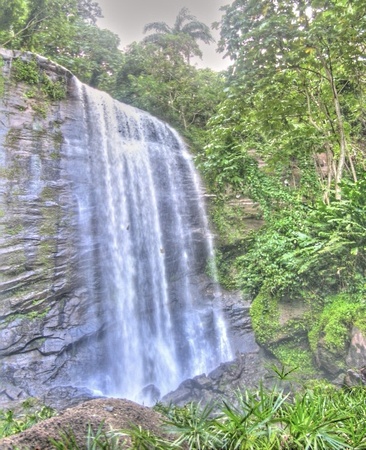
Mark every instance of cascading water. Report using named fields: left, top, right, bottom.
left=64, top=80, right=232, bottom=404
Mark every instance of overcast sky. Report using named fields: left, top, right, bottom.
left=96, top=0, right=231, bottom=71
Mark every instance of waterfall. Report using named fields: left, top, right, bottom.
left=63, top=80, right=232, bottom=404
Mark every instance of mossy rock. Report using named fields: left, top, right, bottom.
left=250, top=290, right=310, bottom=345
left=269, top=341, right=316, bottom=375
left=250, top=289, right=317, bottom=371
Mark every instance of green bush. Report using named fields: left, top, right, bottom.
left=12, top=58, right=40, bottom=84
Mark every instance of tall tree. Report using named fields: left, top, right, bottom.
left=205, top=0, right=366, bottom=202
left=115, top=41, right=224, bottom=149
left=0, top=0, right=122, bottom=90
left=143, top=7, right=214, bottom=63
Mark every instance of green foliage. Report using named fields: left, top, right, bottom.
left=115, top=41, right=224, bottom=150
left=222, top=171, right=366, bottom=308
left=40, top=74, right=67, bottom=100
left=0, top=58, right=5, bottom=97
left=50, top=422, right=123, bottom=450
left=211, top=0, right=366, bottom=198
left=280, top=391, right=350, bottom=449
left=155, top=385, right=366, bottom=449
left=143, top=7, right=214, bottom=64
left=0, top=0, right=28, bottom=46
left=55, top=23, right=123, bottom=90
left=0, top=402, right=55, bottom=438
left=3, top=387, right=366, bottom=449
left=1, top=0, right=121, bottom=91
left=11, top=57, right=67, bottom=101
left=276, top=172, right=366, bottom=296
left=12, top=57, right=40, bottom=84
left=114, top=425, right=168, bottom=450
left=249, top=290, right=280, bottom=345
left=270, top=342, right=315, bottom=375
left=234, top=204, right=309, bottom=296
left=210, top=198, right=258, bottom=246
left=164, top=402, right=220, bottom=450
left=308, top=294, right=366, bottom=353
left=234, top=174, right=366, bottom=369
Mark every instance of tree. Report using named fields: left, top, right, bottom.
left=0, top=0, right=122, bottom=91
left=115, top=41, right=224, bottom=149
left=206, top=0, right=366, bottom=202
left=143, top=7, right=214, bottom=63
left=0, top=0, right=28, bottom=45
left=54, top=22, right=123, bottom=89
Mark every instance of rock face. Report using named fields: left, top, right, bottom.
left=0, top=49, right=102, bottom=407
left=0, top=49, right=262, bottom=409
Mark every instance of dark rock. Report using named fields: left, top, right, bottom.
left=344, top=367, right=366, bottom=387
left=138, top=384, right=161, bottom=406
left=346, top=327, right=366, bottom=368
left=314, top=338, right=346, bottom=376
left=162, top=350, right=272, bottom=408
left=43, top=385, right=100, bottom=410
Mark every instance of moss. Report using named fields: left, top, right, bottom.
left=26, top=307, right=50, bottom=320
left=308, top=294, right=365, bottom=353
left=31, top=103, right=47, bottom=118
left=5, top=223, right=23, bottom=236
left=5, top=128, right=22, bottom=149
left=3, top=307, right=50, bottom=325
left=49, top=130, right=63, bottom=160
left=270, top=341, right=315, bottom=374
left=23, top=88, right=37, bottom=99
left=211, top=200, right=252, bottom=246
left=40, top=186, right=56, bottom=201
left=250, top=289, right=281, bottom=345
left=37, top=204, right=60, bottom=271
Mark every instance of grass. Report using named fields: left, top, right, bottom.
left=2, top=380, right=366, bottom=448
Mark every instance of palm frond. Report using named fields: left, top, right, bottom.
left=174, top=7, right=196, bottom=32
left=143, top=21, right=171, bottom=35
left=181, top=22, right=214, bottom=44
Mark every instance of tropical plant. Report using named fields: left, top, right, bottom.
left=143, top=7, right=214, bottom=63
left=50, top=422, right=124, bottom=450
left=114, top=424, right=170, bottom=450
left=280, top=390, right=350, bottom=449
left=0, top=403, right=55, bottom=438
left=214, top=386, right=286, bottom=449
left=163, top=402, right=221, bottom=450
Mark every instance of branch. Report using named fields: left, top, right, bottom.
left=1, top=13, right=50, bottom=47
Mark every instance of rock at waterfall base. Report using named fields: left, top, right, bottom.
left=0, top=398, right=168, bottom=450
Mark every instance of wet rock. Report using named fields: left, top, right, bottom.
left=162, top=351, right=272, bottom=407
left=344, top=367, right=366, bottom=387
left=346, top=327, right=366, bottom=368
left=314, top=337, right=346, bottom=376
left=0, top=49, right=106, bottom=409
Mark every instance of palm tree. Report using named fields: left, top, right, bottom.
left=142, top=7, right=214, bottom=64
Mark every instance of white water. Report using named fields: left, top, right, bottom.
left=65, top=81, right=232, bottom=404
